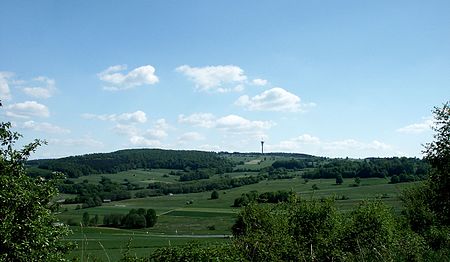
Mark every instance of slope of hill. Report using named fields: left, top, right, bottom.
left=28, top=149, right=234, bottom=178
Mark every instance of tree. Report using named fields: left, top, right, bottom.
left=82, top=212, right=90, bottom=226
left=211, top=190, right=219, bottom=199
left=354, top=177, right=361, bottom=186
left=145, top=209, right=157, bottom=227
left=0, top=102, right=71, bottom=261
left=335, top=174, right=343, bottom=185
left=401, top=101, right=450, bottom=251
left=423, top=101, right=450, bottom=224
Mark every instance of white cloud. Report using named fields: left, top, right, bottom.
left=154, top=118, right=170, bottom=130
left=324, top=139, right=392, bottom=152
left=216, top=114, right=273, bottom=133
left=6, top=101, right=50, bottom=118
left=22, top=120, right=70, bottom=134
left=83, top=110, right=147, bottom=123
left=98, top=65, right=159, bottom=91
left=145, top=129, right=168, bottom=140
left=251, top=78, right=268, bottom=86
left=49, top=137, right=104, bottom=148
left=129, top=136, right=161, bottom=147
left=0, top=72, right=13, bottom=101
left=22, top=76, right=56, bottom=99
left=113, top=124, right=139, bottom=136
left=292, top=134, right=321, bottom=144
left=179, top=112, right=273, bottom=139
left=270, top=134, right=393, bottom=158
left=176, top=65, right=247, bottom=92
left=112, top=118, right=171, bottom=147
left=396, top=118, right=433, bottom=134
left=235, top=87, right=314, bottom=112
left=178, top=113, right=216, bottom=128
left=178, top=132, right=204, bottom=143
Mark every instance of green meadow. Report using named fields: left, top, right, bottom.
left=59, top=164, right=417, bottom=261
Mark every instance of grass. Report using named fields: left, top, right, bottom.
left=59, top=160, right=420, bottom=261
left=65, top=226, right=229, bottom=260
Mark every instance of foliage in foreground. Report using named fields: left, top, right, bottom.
left=401, top=101, right=450, bottom=252
left=0, top=115, right=71, bottom=260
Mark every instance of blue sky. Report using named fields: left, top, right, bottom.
left=1, top=0, right=448, bottom=159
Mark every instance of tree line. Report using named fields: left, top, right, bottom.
left=102, top=208, right=157, bottom=229
left=28, top=149, right=234, bottom=178
left=147, top=175, right=263, bottom=195
left=298, top=157, right=429, bottom=180
left=60, top=176, right=132, bottom=208
left=233, top=190, right=292, bottom=207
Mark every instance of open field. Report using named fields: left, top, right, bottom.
left=65, top=226, right=229, bottom=260
left=60, top=173, right=418, bottom=261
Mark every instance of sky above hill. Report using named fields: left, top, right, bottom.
left=1, top=0, right=449, bottom=159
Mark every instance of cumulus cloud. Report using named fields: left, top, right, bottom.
left=83, top=110, right=147, bottom=123
left=178, top=132, right=205, bottom=143
left=271, top=134, right=393, bottom=158
left=176, top=65, right=247, bottom=93
left=112, top=118, right=170, bottom=147
left=396, top=118, right=433, bottom=134
left=0, top=72, right=13, bottom=101
left=145, top=129, right=168, bottom=140
left=178, top=113, right=216, bottom=128
left=129, top=136, right=162, bottom=147
left=235, top=87, right=314, bottom=112
left=178, top=112, right=273, bottom=138
left=22, top=120, right=70, bottom=134
left=324, top=139, right=391, bottom=152
left=0, top=72, right=57, bottom=100
left=251, top=78, right=268, bottom=86
left=98, top=65, right=159, bottom=91
left=22, top=76, right=56, bottom=99
left=6, top=101, right=50, bottom=118
left=215, top=114, right=273, bottom=133
left=49, top=137, right=104, bottom=148
left=113, top=124, right=139, bottom=137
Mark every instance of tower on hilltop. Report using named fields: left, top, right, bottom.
left=261, top=140, right=264, bottom=154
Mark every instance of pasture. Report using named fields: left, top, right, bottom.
left=60, top=167, right=417, bottom=261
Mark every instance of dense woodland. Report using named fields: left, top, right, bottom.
left=28, top=149, right=234, bottom=178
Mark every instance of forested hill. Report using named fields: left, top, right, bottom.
left=28, top=149, right=234, bottom=178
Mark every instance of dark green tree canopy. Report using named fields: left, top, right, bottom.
left=0, top=104, right=71, bottom=261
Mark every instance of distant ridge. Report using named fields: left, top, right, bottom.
left=28, top=148, right=234, bottom=178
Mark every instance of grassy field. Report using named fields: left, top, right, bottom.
left=60, top=170, right=417, bottom=261
left=65, top=226, right=230, bottom=261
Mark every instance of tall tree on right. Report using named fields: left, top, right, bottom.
left=402, top=101, right=450, bottom=251
left=423, top=101, right=450, bottom=224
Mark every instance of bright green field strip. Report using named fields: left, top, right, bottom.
left=66, top=226, right=229, bottom=261
left=163, top=210, right=237, bottom=218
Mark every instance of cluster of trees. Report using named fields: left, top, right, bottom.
left=60, top=177, right=131, bottom=208
left=271, top=159, right=314, bottom=169
left=390, top=173, right=420, bottom=184
left=302, top=157, right=429, bottom=180
left=265, top=167, right=296, bottom=180
left=147, top=175, right=263, bottom=195
left=102, top=208, right=157, bottom=229
left=29, top=149, right=234, bottom=178
left=233, top=190, right=292, bottom=207
left=81, top=212, right=99, bottom=226
left=169, top=169, right=212, bottom=182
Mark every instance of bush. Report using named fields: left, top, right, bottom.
left=211, top=190, right=219, bottom=199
